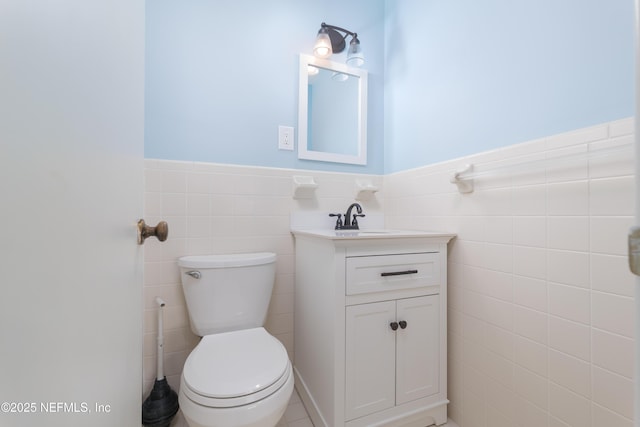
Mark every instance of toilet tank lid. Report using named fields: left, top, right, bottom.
left=178, top=252, right=276, bottom=269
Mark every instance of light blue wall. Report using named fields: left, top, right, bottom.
left=384, top=0, right=635, bottom=173
left=146, top=1, right=634, bottom=175
left=145, top=0, right=385, bottom=174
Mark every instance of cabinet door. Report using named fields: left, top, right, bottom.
left=345, top=301, right=396, bottom=421
left=395, top=295, right=439, bottom=405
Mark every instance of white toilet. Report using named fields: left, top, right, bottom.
left=177, top=252, right=294, bottom=427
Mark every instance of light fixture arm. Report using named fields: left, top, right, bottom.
left=319, top=22, right=359, bottom=54
left=321, top=22, right=358, bottom=40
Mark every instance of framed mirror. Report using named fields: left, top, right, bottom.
left=298, top=54, right=368, bottom=165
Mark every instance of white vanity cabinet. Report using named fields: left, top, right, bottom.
left=292, top=230, right=454, bottom=427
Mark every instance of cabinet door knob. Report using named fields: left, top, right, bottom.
left=399, top=320, right=408, bottom=329
left=389, top=322, right=399, bottom=331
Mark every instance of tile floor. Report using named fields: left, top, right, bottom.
left=170, top=387, right=460, bottom=427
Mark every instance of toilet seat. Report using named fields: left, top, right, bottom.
left=181, top=327, right=290, bottom=408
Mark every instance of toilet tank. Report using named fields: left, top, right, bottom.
left=178, top=253, right=277, bottom=336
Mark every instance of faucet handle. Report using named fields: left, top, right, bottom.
left=329, top=213, right=343, bottom=229
left=352, top=213, right=365, bottom=227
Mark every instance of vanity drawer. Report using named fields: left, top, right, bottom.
left=346, top=253, right=440, bottom=295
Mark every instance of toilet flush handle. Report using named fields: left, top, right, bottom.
left=185, top=271, right=201, bottom=279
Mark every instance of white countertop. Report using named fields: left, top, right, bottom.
left=291, top=228, right=456, bottom=240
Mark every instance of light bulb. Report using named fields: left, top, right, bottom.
left=313, top=32, right=332, bottom=58
left=346, top=37, right=364, bottom=67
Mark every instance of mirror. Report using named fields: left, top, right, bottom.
left=298, top=54, right=368, bottom=165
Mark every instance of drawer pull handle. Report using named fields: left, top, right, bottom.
left=380, top=269, right=418, bottom=277
left=390, top=322, right=399, bottom=331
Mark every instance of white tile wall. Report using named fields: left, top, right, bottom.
left=385, top=118, right=635, bottom=427
left=142, top=160, right=384, bottom=395
left=143, top=118, right=635, bottom=427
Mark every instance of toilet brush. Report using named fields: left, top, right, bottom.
left=142, top=297, right=179, bottom=427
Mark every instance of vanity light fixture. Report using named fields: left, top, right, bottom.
left=313, top=22, right=364, bottom=66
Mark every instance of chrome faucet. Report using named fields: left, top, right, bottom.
left=329, top=203, right=366, bottom=230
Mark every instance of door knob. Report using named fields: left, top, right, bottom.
left=137, top=219, right=169, bottom=244
left=399, top=320, right=408, bottom=329
left=390, top=322, right=399, bottom=331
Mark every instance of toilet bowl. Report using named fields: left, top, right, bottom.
left=177, top=253, right=293, bottom=427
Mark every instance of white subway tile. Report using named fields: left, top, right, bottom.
left=161, top=192, right=187, bottom=216
left=513, top=276, right=547, bottom=312
left=186, top=193, right=210, bottom=216
left=463, top=338, right=488, bottom=373
left=463, top=364, right=486, bottom=398
left=186, top=172, right=212, bottom=194
left=486, top=406, right=514, bottom=427
left=165, top=216, right=187, bottom=238
left=485, top=377, right=517, bottom=421
left=513, top=395, right=549, bottom=427
left=484, top=323, right=515, bottom=361
left=592, top=366, right=634, bottom=419
left=589, top=135, right=634, bottom=179
left=549, top=349, right=591, bottom=398
left=548, top=283, right=590, bottom=324
left=482, top=243, right=513, bottom=274
left=448, top=308, right=464, bottom=335
left=548, top=316, right=590, bottom=361
left=592, top=403, right=633, bottom=427
left=161, top=169, right=187, bottom=193
left=590, top=216, right=633, bottom=256
left=546, top=123, right=608, bottom=149
left=462, top=391, right=487, bottom=427
left=548, top=415, right=571, bottom=427
left=547, top=250, right=589, bottom=288
left=512, top=185, right=547, bottom=216
left=591, top=291, right=634, bottom=338
left=590, top=253, right=634, bottom=297
left=145, top=168, right=163, bottom=192
left=513, top=246, right=547, bottom=280
left=546, top=145, right=588, bottom=184
left=547, top=181, right=589, bottom=216
left=145, top=192, right=162, bottom=216
left=484, top=296, right=514, bottom=331
left=608, top=118, right=634, bottom=137
left=549, top=382, right=591, bottom=427
left=463, top=314, right=485, bottom=344
left=478, top=268, right=513, bottom=302
left=514, top=305, right=547, bottom=344
left=513, top=216, right=547, bottom=248
left=484, top=216, right=513, bottom=244
left=514, top=336, right=547, bottom=377
left=592, top=328, right=634, bottom=379
left=547, top=216, right=588, bottom=251
left=589, top=176, right=634, bottom=216
left=513, top=365, right=548, bottom=410
left=461, top=240, right=486, bottom=268
left=456, top=216, right=486, bottom=242
left=449, top=331, right=463, bottom=363
left=484, top=350, right=514, bottom=388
